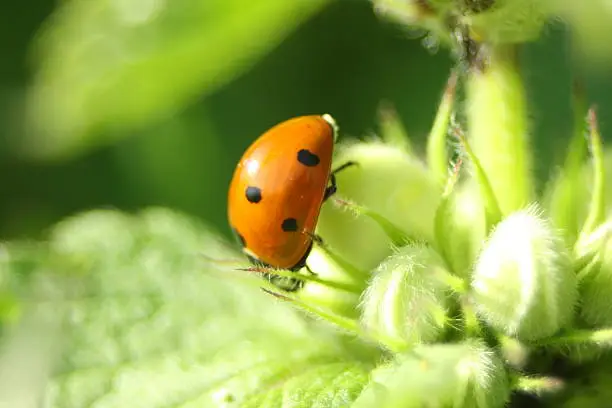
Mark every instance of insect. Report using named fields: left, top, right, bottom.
left=227, top=115, right=355, bottom=292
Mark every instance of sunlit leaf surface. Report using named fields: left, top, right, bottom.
left=0, top=209, right=376, bottom=407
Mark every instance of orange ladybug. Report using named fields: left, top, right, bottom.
left=227, top=115, right=355, bottom=291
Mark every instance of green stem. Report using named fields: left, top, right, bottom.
left=534, top=328, right=612, bottom=348
left=331, top=197, right=417, bottom=247
left=290, top=295, right=408, bottom=353
left=247, top=266, right=363, bottom=294
left=466, top=45, right=533, bottom=215
left=312, top=239, right=370, bottom=282
left=438, top=270, right=467, bottom=294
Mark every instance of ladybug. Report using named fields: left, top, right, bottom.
left=227, top=115, right=355, bottom=292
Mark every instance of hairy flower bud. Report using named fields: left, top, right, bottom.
left=471, top=207, right=577, bottom=340
left=360, top=244, right=454, bottom=348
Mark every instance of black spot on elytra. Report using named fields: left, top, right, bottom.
left=231, top=227, right=246, bottom=248
left=297, top=149, right=320, bottom=167
left=281, top=218, right=298, bottom=232
left=245, top=186, right=262, bottom=203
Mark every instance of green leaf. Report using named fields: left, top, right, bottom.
left=426, top=71, right=457, bottom=186
left=471, top=206, right=577, bottom=341
left=24, top=0, right=329, bottom=159
left=3, top=208, right=376, bottom=407
left=240, top=362, right=370, bottom=408
left=578, top=108, right=606, bottom=243
left=545, top=147, right=612, bottom=246
left=543, top=79, right=587, bottom=243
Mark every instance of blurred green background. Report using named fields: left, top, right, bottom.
left=1, top=0, right=611, bottom=242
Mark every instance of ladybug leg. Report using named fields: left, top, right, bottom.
left=323, top=161, right=358, bottom=201
left=304, top=264, right=317, bottom=276
left=323, top=174, right=338, bottom=201
left=312, top=234, right=325, bottom=245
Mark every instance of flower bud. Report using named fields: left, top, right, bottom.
left=360, top=244, right=453, bottom=348
left=352, top=340, right=509, bottom=408
left=471, top=207, right=577, bottom=340
left=317, top=142, right=441, bottom=271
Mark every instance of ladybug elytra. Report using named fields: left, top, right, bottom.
left=227, top=115, right=355, bottom=291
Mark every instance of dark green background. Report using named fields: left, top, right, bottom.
left=1, top=0, right=611, bottom=241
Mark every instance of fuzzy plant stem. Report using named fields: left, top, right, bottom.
left=466, top=45, right=533, bottom=215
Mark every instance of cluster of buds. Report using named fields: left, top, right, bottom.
left=240, top=2, right=612, bottom=405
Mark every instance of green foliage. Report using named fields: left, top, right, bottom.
left=471, top=207, right=577, bottom=340
left=24, top=0, right=328, bottom=159
left=1, top=209, right=378, bottom=407
left=4, top=0, right=612, bottom=407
